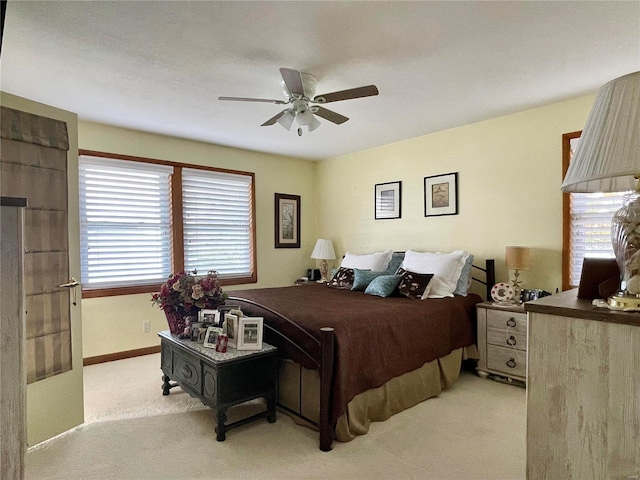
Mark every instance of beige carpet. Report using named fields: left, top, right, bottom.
left=26, top=353, right=526, bottom=480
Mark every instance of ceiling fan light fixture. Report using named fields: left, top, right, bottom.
left=296, top=107, right=314, bottom=126
left=221, top=67, right=378, bottom=132
left=308, top=115, right=321, bottom=132
left=276, top=110, right=295, bottom=130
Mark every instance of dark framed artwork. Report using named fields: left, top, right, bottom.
left=374, top=181, right=402, bottom=219
left=275, top=193, right=301, bottom=248
left=424, top=172, right=458, bottom=217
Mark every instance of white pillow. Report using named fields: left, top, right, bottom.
left=401, top=250, right=470, bottom=298
left=341, top=250, right=393, bottom=272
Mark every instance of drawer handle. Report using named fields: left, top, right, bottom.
left=506, top=317, right=517, bottom=327
left=506, top=335, right=517, bottom=346
left=506, top=358, right=517, bottom=369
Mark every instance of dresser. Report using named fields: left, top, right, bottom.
left=1, top=198, right=27, bottom=480
left=476, top=301, right=527, bottom=384
left=525, top=290, right=640, bottom=479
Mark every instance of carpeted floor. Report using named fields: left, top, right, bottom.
left=26, top=353, right=526, bottom=480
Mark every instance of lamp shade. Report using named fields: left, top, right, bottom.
left=276, top=110, right=295, bottom=131
left=307, top=115, right=321, bottom=132
left=311, top=239, right=336, bottom=260
left=561, top=71, right=640, bottom=193
left=505, top=246, right=531, bottom=270
left=296, top=107, right=314, bottom=126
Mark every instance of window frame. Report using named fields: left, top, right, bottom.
left=79, top=150, right=257, bottom=298
left=562, top=131, right=582, bottom=291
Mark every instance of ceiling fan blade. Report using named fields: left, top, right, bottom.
left=261, top=110, right=288, bottom=126
left=218, top=96, right=287, bottom=105
left=313, top=106, right=349, bottom=125
left=313, top=85, right=379, bottom=104
left=279, top=68, right=305, bottom=96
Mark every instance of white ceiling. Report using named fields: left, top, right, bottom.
left=2, top=1, right=639, bottom=161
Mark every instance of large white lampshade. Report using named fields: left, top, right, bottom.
left=561, top=71, right=640, bottom=309
left=561, top=71, right=640, bottom=193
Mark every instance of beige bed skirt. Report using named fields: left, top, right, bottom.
left=278, top=344, right=479, bottom=442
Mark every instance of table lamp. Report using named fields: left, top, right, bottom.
left=561, top=71, right=640, bottom=310
left=311, top=239, right=336, bottom=283
left=505, top=246, right=531, bottom=303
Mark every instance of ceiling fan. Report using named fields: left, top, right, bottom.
left=219, top=68, right=379, bottom=136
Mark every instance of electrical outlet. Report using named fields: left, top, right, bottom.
left=143, top=320, right=151, bottom=333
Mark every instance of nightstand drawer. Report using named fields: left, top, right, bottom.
left=487, top=328, right=527, bottom=351
left=487, top=345, right=526, bottom=378
left=486, top=309, right=527, bottom=333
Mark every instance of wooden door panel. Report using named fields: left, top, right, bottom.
left=1, top=126, right=72, bottom=384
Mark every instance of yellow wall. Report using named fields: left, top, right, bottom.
left=78, top=122, right=317, bottom=358
left=316, top=95, right=596, bottom=295
left=0, top=92, right=85, bottom=446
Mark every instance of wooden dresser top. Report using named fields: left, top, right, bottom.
left=524, top=289, right=640, bottom=327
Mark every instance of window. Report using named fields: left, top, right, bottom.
left=79, top=156, right=173, bottom=289
left=79, top=151, right=256, bottom=297
left=562, top=133, right=628, bottom=289
left=182, top=168, right=254, bottom=278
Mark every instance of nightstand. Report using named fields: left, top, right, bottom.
left=476, top=301, right=527, bottom=385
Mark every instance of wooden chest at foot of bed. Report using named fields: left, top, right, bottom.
left=158, top=331, right=278, bottom=441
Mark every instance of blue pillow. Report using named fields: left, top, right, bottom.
left=364, top=274, right=402, bottom=297
left=454, top=254, right=474, bottom=296
left=382, top=252, right=405, bottom=275
left=351, top=269, right=382, bottom=291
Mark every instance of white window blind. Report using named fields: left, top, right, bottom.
left=182, top=168, right=253, bottom=278
left=569, top=191, right=627, bottom=286
left=79, top=156, right=173, bottom=289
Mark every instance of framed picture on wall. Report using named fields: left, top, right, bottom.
left=275, top=193, right=301, bottom=248
left=424, top=172, right=458, bottom=217
left=374, top=181, right=402, bottom=219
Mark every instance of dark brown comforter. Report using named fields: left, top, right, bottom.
left=227, top=283, right=481, bottom=423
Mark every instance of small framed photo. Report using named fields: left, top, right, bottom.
left=374, top=181, right=401, bottom=219
left=198, top=309, right=220, bottom=325
left=217, top=305, right=241, bottom=327
left=196, top=326, right=208, bottom=344
left=275, top=193, right=301, bottom=249
left=223, top=313, right=238, bottom=349
left=189, top=322, right=203, bottom=342
left=424, top=172, right=458, bottom=217
left=203, top=326, right=223, bottom=349
left=237, top=317, right=264, bottom=351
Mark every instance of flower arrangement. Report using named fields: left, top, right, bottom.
left=152, top=270, right=228, bottom=317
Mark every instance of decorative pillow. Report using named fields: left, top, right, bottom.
left=401, top=250, right=469, bottom=299
left=454, top=254, right=474, bottom=296
left=364, top=274, right=402, bottom=298
left=351, top=269, right=383, bottom=291
left=397, top=268, right=435, bottom=299
left=327, top=267, right=354, bottom=289
left=341, top=250, right=393, bottom=272
left=382, top=252, right=405, bottom=275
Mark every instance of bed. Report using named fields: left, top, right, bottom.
left=226, top=252, right=495, bottom=451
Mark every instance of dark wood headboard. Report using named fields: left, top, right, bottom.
left=472, top=259, right=496, bottom=300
